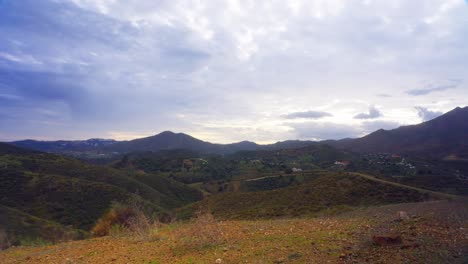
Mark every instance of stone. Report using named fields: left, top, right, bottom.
left=400, top=242, right=421, bottom=249
left=215, top=258, right=223, bottom=264
left=273, top=257, right=285, bottom=264
left=372, top=234, right=402, bottom=246
left=397, top=211, right=410, bottom=221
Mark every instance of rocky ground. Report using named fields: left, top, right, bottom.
left=1, top=200, right=467, bottom=264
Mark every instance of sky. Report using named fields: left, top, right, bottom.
left=0, top=0, right=467, bottom=144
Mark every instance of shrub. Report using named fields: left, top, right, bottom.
left=92, top=202, right=160, bottom=241
left=108, top=224, right=128, bottom=238
left=92, top=203, right=136, bottom=237
left=18, top=237, right=52, bottom=247
left=0, top=229, right=10, bottom=250
left=175, top=211, right=225, bottom=250
left=128, top=209, right=160, bottom=241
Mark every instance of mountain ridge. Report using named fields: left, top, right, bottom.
left=8, top=106, right=468, bottom=158
left=330, top=106, right=468, bottom=158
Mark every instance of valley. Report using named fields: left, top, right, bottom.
left=1, top=107, right=468, bottom=263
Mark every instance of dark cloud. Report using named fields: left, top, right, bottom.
left=376, top=93, right=392, bottom=98
left=406, top=82, right=461, bottom=96
left=0, top=0, right=136, bottom=50
left=354, top=106, right=383, bottom=119
left=0, top=70, right=87, bottom=102
left=283, top=110, right=332, bottom=119
left=415, top=106, right=443, bottom=121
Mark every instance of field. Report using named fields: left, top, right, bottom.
left=1, top=200, right=467, bottom=263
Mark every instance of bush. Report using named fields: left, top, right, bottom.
left=92, top=202, right=160, bottom=241
left=175, top=211, right=225, bottom=250
left=92, top=203, right=137, bottom=237
left=128, top=209, right=160, bottom=241
left=0, top=229, right=10, bottom=250
left=18, top=237, right=52, bottom=247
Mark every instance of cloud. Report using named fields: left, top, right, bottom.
left=406, top=81, right=461, bottom=96
left=288, top=122, right=362, bottom=140
left=376, top=93, right=392, bottom=98
left=0, top=0, right=467, bottom=142
left=354, top=106, right=383, bottom=119
left=283, top=110, right=332, bottom=119
left=415, top=106, right=443, bottom=121
left=287, top=119, right=402, bottom=141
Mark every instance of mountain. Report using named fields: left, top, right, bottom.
left=10, top=131, right=315, bottom=156
left=332, top=107, right=468, bottom=158
left=9, top=106, right=468, bottom=158
left=104, top=131, right=258, bottom=154
left=13, top=138, right=116, bottom=153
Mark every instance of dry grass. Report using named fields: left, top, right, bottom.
left=2, top=201, right=468, bottom=264
left=175, top=211, right=225, bottom=250
left=128, top=210, right=161, bottom=241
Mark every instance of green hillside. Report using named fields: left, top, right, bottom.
left=0, top=143, right=202, bottom=241
left=0, top=205, right=85, bottom=247
left=180, top=172, right=449, bottom=219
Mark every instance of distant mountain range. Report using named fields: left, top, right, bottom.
left=9, top=106, right=468, bottom=159
left=11, top=131, right=317, bottom=155
left=12, top=138, right=117, bottom=153
left=330, top=106, right=468, bottom=159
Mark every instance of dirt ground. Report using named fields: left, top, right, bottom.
left=1, top=200, right=467, bottom=264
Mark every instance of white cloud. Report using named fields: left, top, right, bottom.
left=0, top=0, right=467, bottom=142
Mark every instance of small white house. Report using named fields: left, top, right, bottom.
left=292, top=167, right=303, bottom=172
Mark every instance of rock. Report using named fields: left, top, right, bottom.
left=273, top=257, right=285, bottom=264
left=288, top=253, right=302, bottom=260
left=372, top=234, right=402, bottom=246
left=215, top=258, right=223, bottom=264
left=400, top=242, right=420, bottom=249
left=397, top=211, right=410, bottom=221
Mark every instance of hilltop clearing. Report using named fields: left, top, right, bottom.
left=1, top=200, right=467, bottom=263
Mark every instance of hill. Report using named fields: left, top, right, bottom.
left=0, top=143, right=202, bottom=242
left=106, top=131, right=258, bottom=154
left=179, top=172, right=450, bottom=220
left=2, top=200, right=466, bottom=263
left=333, top=107, right=468, bottom=159
left=0, top=205, right=85, bottom=248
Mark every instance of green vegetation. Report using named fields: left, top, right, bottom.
left=180, top=172, right=447, bottom=220
left=1, top=139, right=465, bottom=251
left=0, top=143, right=202, bottom=246
left=0, top=205, right=86, bottom=247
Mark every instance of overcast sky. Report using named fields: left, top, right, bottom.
left=0, top=0, right=467, bottom=143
